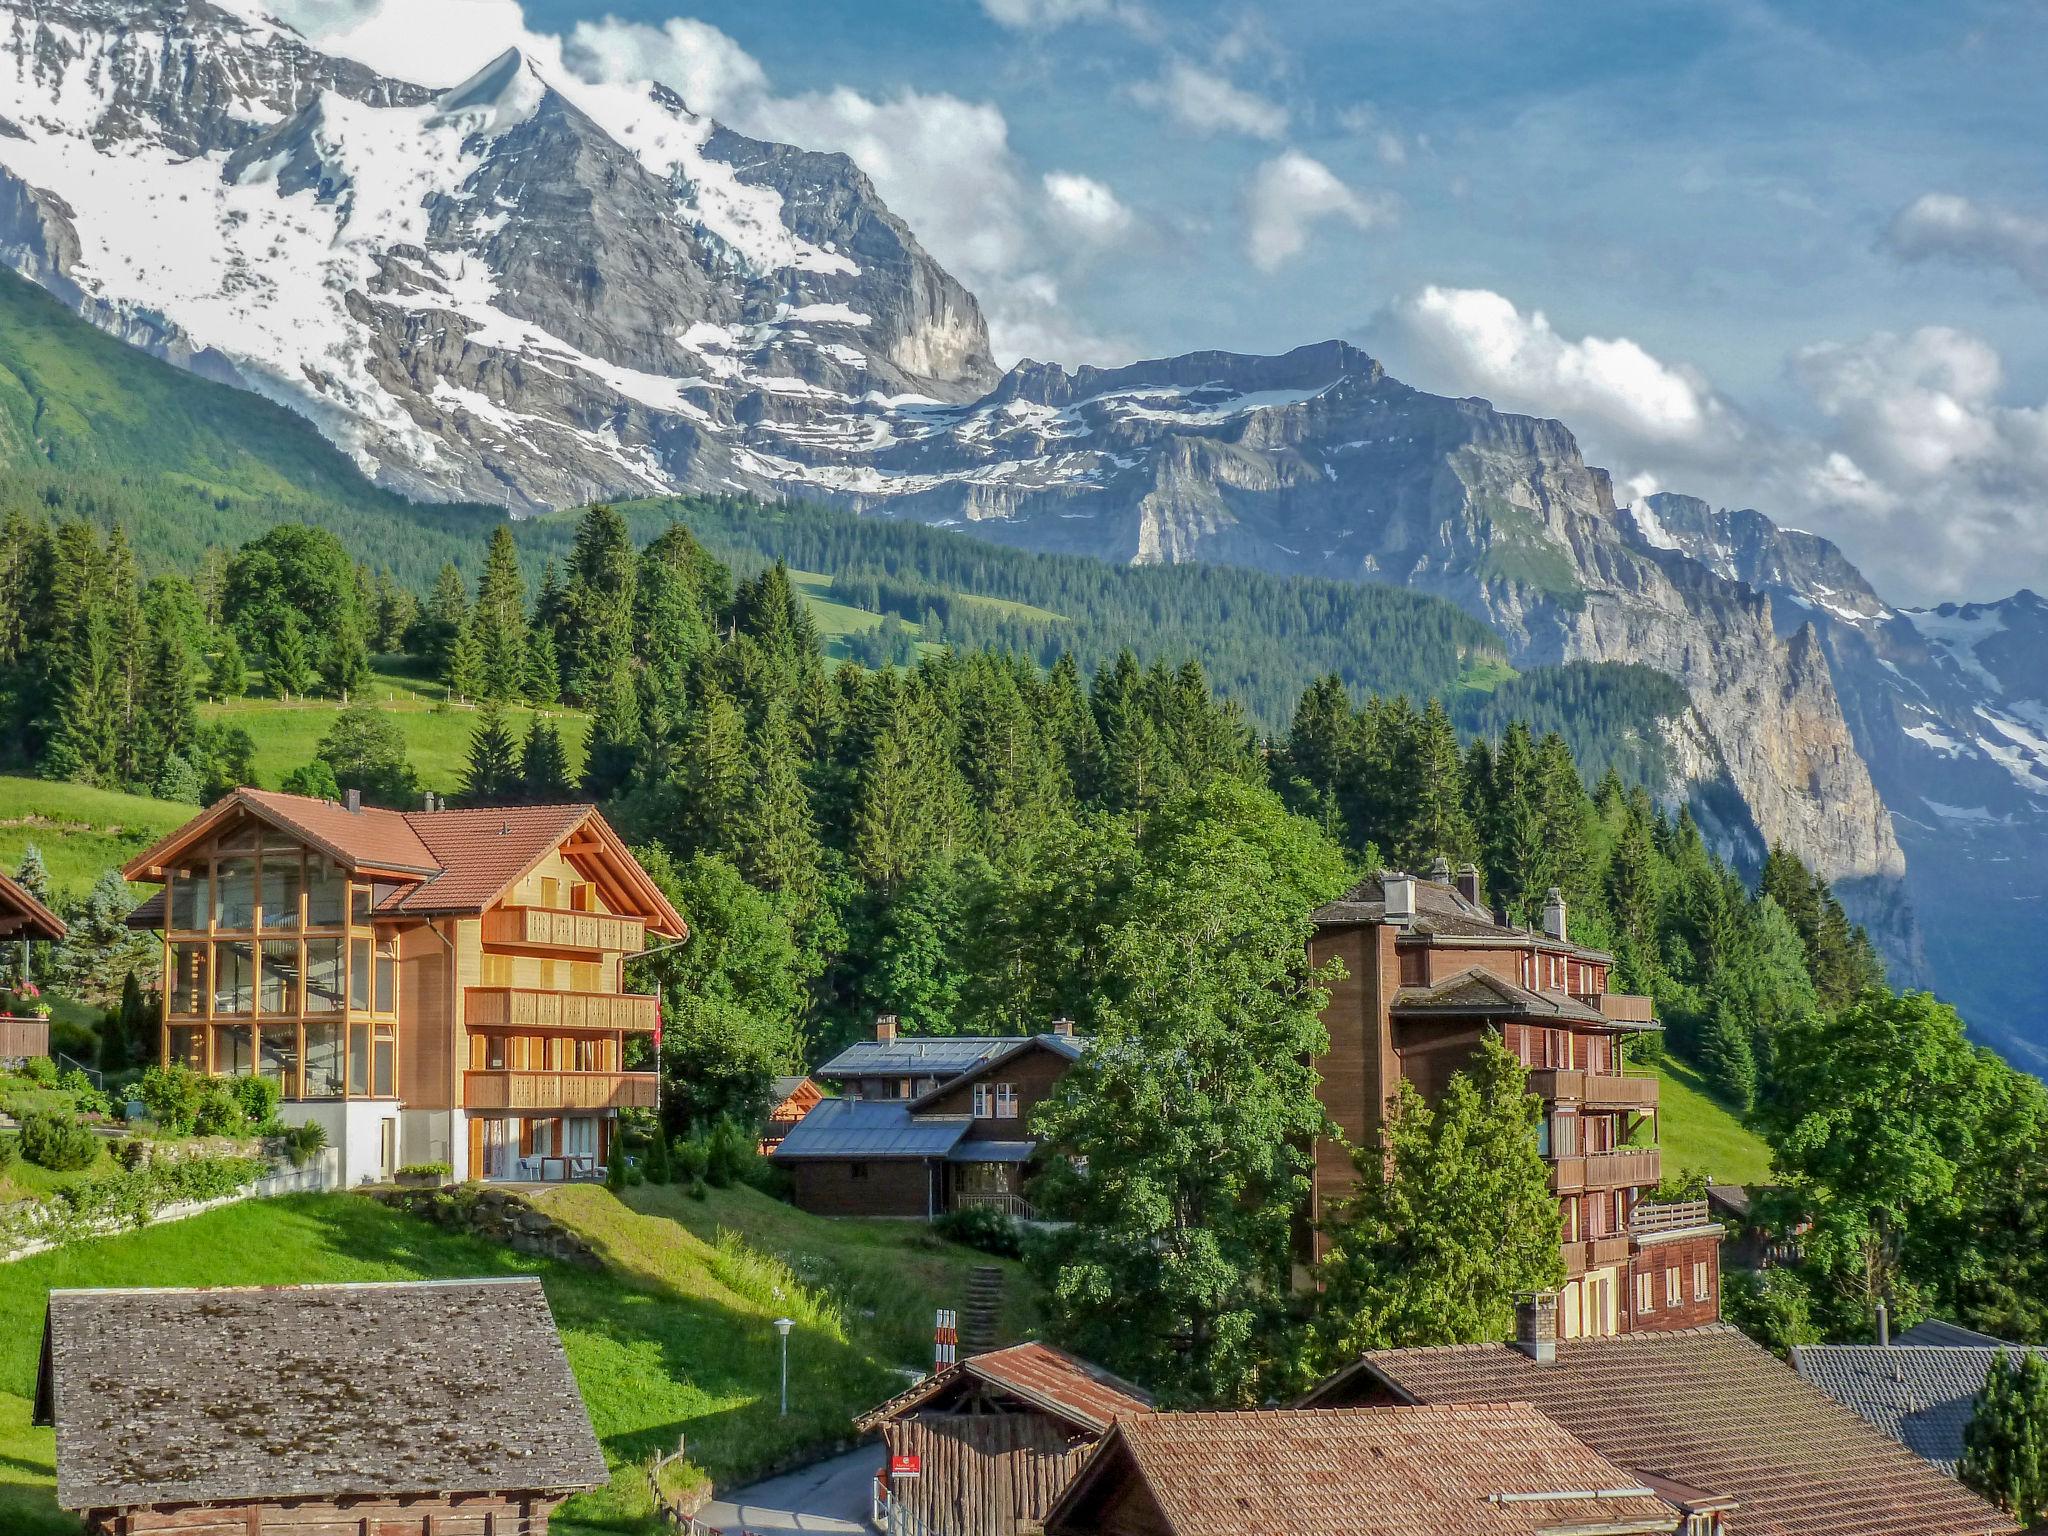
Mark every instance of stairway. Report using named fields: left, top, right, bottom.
left=961, top=1265, right=1005, bottom=1354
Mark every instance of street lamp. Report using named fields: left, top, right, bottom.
left=774, top=1317, right=794, bottom=1416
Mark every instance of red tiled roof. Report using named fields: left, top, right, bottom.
left=0, top=868, right=65, bottom=940
left=1314, top=1325, right=2016, bottom=1536
left=857, top=1342, right=1154, bottom=1435
left=1049, top=1403, right=1680, bottom=1536
left=121, top=790, right=685, bottom=935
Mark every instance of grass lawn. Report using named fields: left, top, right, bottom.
left=784, top=569, right=946, bottom=664
left=0, top=1186, right=1032, bottom=1535
left=0, top=777, right=187, bottom=901
left=1649, top=1059, right=1774, bottom=1187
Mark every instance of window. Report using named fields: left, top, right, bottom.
left=351, top=939, right=372, bottom=1012
left=261, top=851, right=302, bottom=931
left=351, top=885, right=373, bottom=926
left=171, top=943, right=209, bottom=1016
left=1665, top=1266, right=1682, bottom=1308
left=373, top=1024, right=395, bottom=1097
left=849, top=1162, right=869, bottom=1181
left=374, top=939, right=396, bottom=1015
left=215, top=858, right=257, bottom=930
left=349, top=1024, right=371, bottom=1096
left=1693, top=1260, right=1710, bottom=1303
left=1550, top=1112, right=1579, bottom=1158
left=973, top=1083, right=992, bottom=1118
left=172, top=866, right=210, bottom=932
left=1635, top=1273, right=1655, bottom=1314
left=259, top=1022, right=299, bottom=1097
left=303, top=1022, right=345, bottom=1098
left=213, top=1023, right=253, bottom=1076
left=169, top=1026, right=206, bottom=1072
left=563, top=1117, right=597, bottom=1159
left=259, top=940, right=300, bottom=1015
left=214, top=941, right=255, bottom=1015
left=306, top=859, right=345, bottom=928
left=1535, top=1118, right=1551, bottom=1158
left=996, top=1084, right=1019, bottom=1120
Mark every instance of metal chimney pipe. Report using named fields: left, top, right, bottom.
left=1877, top=1299, right=1890, bottom=1347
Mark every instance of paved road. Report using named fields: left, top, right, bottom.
left=699, top=1445, right=878, bottom=1536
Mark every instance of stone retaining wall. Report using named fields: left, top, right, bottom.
left=362, top=1184, right=603, bottom=1268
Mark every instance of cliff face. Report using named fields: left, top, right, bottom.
left=0, top=1, right=1924, bottom=994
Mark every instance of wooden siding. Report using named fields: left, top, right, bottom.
left=1589, top=992, right=1656, bottom=1024
left=464, top=986, right=657, bottom=1032
left=1309, top=923, right=1397, bottom=1239
left=792, top=1159, right=933, bottom=1218
left=0, top=1016, right=49, bottom=1060
left=86, top=1492, right=562, bottom=1533
left=1528, top=1068, right=1659, bottom=1111
left=482, top=905, right=646, bottom=955
left=883, top=1415, right=1095, bottom=1536
left=1551, top=1148, right=1661, bottom=1195
left=918, top=1045, right=1074, bottom=1140
left=1627, top=1232, right=1723, bottom=1333
left=396, top=922, right=453, bottom=1111
left=462, top=1069, right=658, bottom=1111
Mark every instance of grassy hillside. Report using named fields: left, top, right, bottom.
left=0, top=1186, right=1029, bottom=1535
left=1651, top=1060, right=1774, bottom=1186
left=0, top=776, right=187, bottom=899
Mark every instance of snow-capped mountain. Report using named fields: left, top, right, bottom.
left=1626, top=495, right=2048, bottom=1071
left=3, top=0, right=2009, bottom=1043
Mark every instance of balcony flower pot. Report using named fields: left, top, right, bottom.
left=395, top=1164, right=452, bottom=1190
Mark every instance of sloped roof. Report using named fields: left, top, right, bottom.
left=768, top=1097, right=969, bottom=1160
left=0, top=868, right=65, bottom=941
left=1899, top=1320, right=2014, bottom=1348
left=1046, top=1403, right=1680, bottom=1536
left=858, top=1341, right=1154, bottom=1435
left=908, top=1033, right=1089, bottom=1110
left=1315, top=872, right=1614, bottom=961
left=36, top=1278, right=606, bottom=1511
left=1312, top=1324, right=2015, bottom=1536
left=120, top=789, right=683, bottom=934
left=1392, top=966, right=1616, bottom=1027
left=818, top=1031, right=1086, bottom=1082
left=1793, top=1345, right=2048, bottom=1473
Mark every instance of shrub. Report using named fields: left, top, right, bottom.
left=193, top=1084, right=245, bottom=1137
left=21, top=1057, right=57, bottom=1087
left=643, top=1126, right=672, bottom=1185
left=932, top=1204, right=1024, bottom=1258
left=397, top=1161, right=452, bottom=1180
left=59, top=1069, right=110, bottom=1118
left=0, top=1135, right=15, bottom=1172
left=19, top=1112, right=99, bottom=1172
left=704, top=1116, right=760, bottom=1190
left=139, top=1064, right=208, bottom=1135
left=605, top=1131, right=628, bottom=1192
left=281, top=1119, right=328, bottom=1169
left=675, top=1131, right=711, bottom=1185
left=231, top=1074, right=280, bottom=1128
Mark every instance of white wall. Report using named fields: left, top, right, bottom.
left=286, top=1100, right=401, bottom=1186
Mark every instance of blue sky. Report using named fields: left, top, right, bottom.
left=285, top=0, right=2048, bottom=603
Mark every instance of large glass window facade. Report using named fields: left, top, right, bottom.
left=305, top=939, right=344, bottom=1013
left=215, top=858, right=256, bottom=930
left=261, top=853, right=301, bottom=930
left=172, top=866, right=210, bottom=932
left=304, top=1022, right=346, bottom=1098
left=258, top=1023, right=299, bottom=1095
left=214, top=941, right=255, bottom=1015
left=171, top=944, right=209, bottom=1017
left=213, top=1023, right=253, bottom=1076
left=260, top=941, right=300, bottom=1015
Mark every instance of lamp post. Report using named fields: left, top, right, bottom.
left=774, top=1317, right=794, bottom=1416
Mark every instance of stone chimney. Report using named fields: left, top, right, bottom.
left=1513, top=1293, right=1559, bottom=1365
left=876, top=1013, right=899, bottom=1043
left=1382, top=871, right=1416, bottom=926
left=344, top=788, right=361, bottom=814
left=1542, top=887, right=1568, bottom=942
left=1052, top=1017, right=1075, bottom=1038
left=1455, top=863, right=1482, bottom=907
left=1427, top=854, right=1452, bottom=884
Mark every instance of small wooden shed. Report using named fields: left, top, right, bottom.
left=36, top=1276, right=607, bottom=1534
left=856, top=1342, right=1152, bottom=1536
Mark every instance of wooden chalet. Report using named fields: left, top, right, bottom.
left=772, top=1017, right=1088, bottom=1219
left=121, top=788, right=685, bottom=1186
left=35, top=1276, right=607, bottom=1535
left=1312, top=865, right=1723, bottom=1338
left=0, top=866, right=64, bottom=1065
left=760, top=1074, right=824, bottom=1152
left=856, top=1342, right=1153, bottom=1536
left=1041, top=1402, right=1688, bottom=1536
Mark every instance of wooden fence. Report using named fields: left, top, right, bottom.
left=881, top=1415, right=1094, bottom=1536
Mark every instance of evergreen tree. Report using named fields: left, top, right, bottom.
left=1961, top=1349, right=2048, bottom=1524
left=444, top=618, right=483, bottom=701
left=1044, top=652, right=1104, bottom=803
left=1533, top=731, right=1594, bottom=906
left=13, top=843, right=50, bottom=907
left=1482, top=721, right=1547, bottom=923
left=1696, top=990, right=1759, bottom=1112
left=519, top=718, right=576, bottom=802
left=675, top=681, right=752, bottom=858
left=458, top=705, right=522, bottom=807
left=317, top=704, right=417, bottom=808
left=1275, top=674, right=1354, bottom=840
left=1399, top=698, right=1476, bottom=867
left=54, top=868, right=154, bottom=1006
left=738, top=702, right=822, bottom=910
left=1313, top=1035, right=1565, bottom=1363
left=321, top=612, right=374, bottom=702
left=49, top=602, right=119, bottom=787
left=471, top=526, right=529, bottom=702
left=414, top=561, right=470, bottom=673
left=851, top=675, right=962, bottom=888
left=264, top=614, right=315, bottom=699
left=1092, top=651, right=1165, bottom=815
left=524, top=622, right=561, bottom=706
left=207, top=629, right=249, bottom=700
left=102, top=526, right=146, bottom=786
left=136, top=602, right=200, bottom=769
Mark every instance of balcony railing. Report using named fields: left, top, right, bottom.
left=1573, top=992, right=1656, bottom=1025
left=1551, top=1147, right=1661, bottom=1194
left=1560, top=1234, right=1631, bottom=1276
left=951, top=1191, right=1038, bottom=1221
left=463, top=1069, right=659, bottom=1111
left=465, top=987, right=658, bottom=1033
left=1630, top=1199, right=1719, bottom=1236
left=482, top=906, right=646, bottom=955
left=0, top=1016, right=50, bottom=1060
left=1528, top=1069, right=1659, bottom=1110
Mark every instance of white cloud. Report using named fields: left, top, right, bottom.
left=1042, top=171, right=1135, bottom=242
left=1244, top=152, right=1391, bottom=272
left=261, top=0, right=1130, bottom=366
left=1131, top=59, right=1288, bottom=140
left=1884, top=192, right=2048, bottom=297
left=979, top=0, right=1118, bottom=28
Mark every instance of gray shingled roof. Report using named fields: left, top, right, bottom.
left=1391, top=965, right=1619, bottom=1027
left=948, top=1140, right=1037, bottom=1163
left=769, top=1097, right=970, bottom=1160
left=1314, top=872, right=1615, bottom=961
left=37, top=1278, right=607, bottom=1511
left=1899, top=1320, right=2015, bottom=1348
left=816, top=1032, right=1085, bottom=1081
left=1793, top=1345, right=2048, bottom=1473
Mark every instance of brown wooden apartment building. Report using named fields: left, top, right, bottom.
left=122, top=788, right=684, bottom=1185
left=772, top=1016, right=1087, bottom=1218
left=0, top=866, right=65, bottom=1064
left=1311, top=864, right=1723, bottom=1339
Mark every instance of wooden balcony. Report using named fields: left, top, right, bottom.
left=463, top=1069, right=659, bottom=1111
left=464, top=986, right=658, bottom=1033
left=1574, top=991, right=1656, bottom=1026
left=1551, top=1147, right=1661, bottom=1195
left=1630, top=1199, right=1720, bottom=1236
left=482, top=905, right=646, bottom=955
left=0, top=1016, right=49, bottom=1061
left=1528, top=1069, right=1659, bottom=1110
left=1561, top=1236, right=1629, bottom=1276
